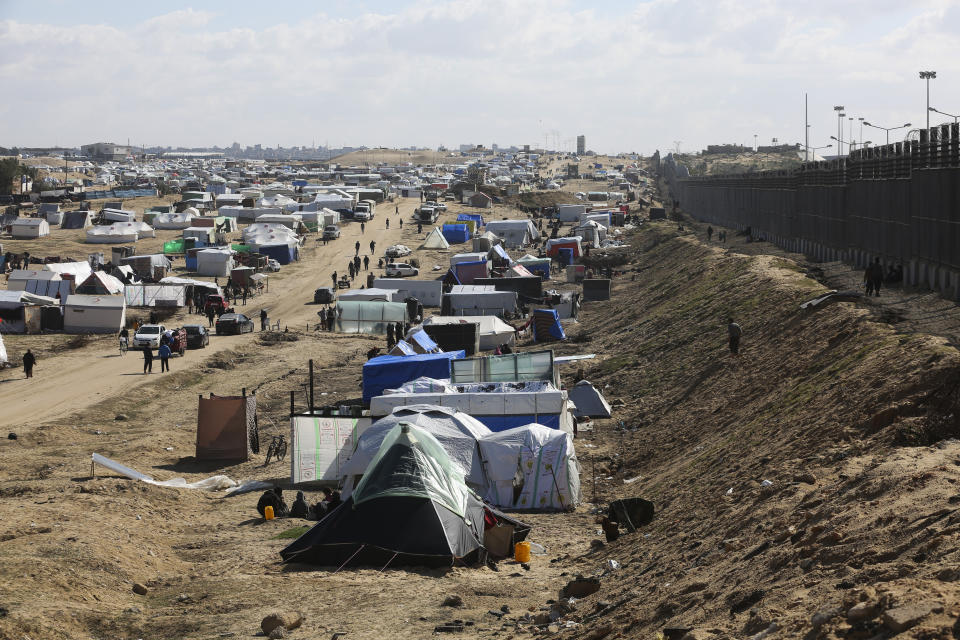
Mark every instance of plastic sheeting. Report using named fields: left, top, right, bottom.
left=362, top=351, right=464, bottom=403
left=335, top=301, right=409, bottom=335
left=290, top=415, right=372, bottom=483
left=91, top=454, right=237, bottom=491
left=442, top=224, right=470, bottom=244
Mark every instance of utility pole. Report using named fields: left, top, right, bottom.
left=834, top=105, right=845, bottom=155
left=805, top=93, right=809, bottom=162
left=920, top=71, right=936, bottom=131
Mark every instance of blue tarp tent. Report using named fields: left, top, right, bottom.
left=408, top=329, right=440, bottom=353
left=442, top=224, right=470, bottom=244
left=258, top=244, right=297, bottom=265
left=362, top=350, right=465, bottom=403
left=457, top=213, right=484, bottom=228
left=531, top=309, right=566, bottom=342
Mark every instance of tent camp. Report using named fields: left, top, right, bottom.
left=362, top=351, right=465, bottom=403
left=280, top=423, right=523, bottom=567
left=335, top=300, right=409, bottom=335
left=423, top=315, right=516, bottom=351
left=478, top=423, right=580, bottom=511
left=546, top=237, right=583, bottom=258
left=485, top=220, right=539, bottom=248
left=420, top=227, right=450, bottom=250
left=339, top=405, right=491, bottom=498
left=195, top=249, right=234, bottom=277
left=568, top=380, right=612, bottom=418
left=86, top=223, right=139, bottom=244
left=10, top=218, right=50, bottom=239
left=62, top=294, right=126, bottom=333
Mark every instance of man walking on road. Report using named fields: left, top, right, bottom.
left=142, top=348, right=153, bottom=374
left=727, top=318, right=742, bottom=357
left=865, top=258, right=884, bottom=297
left=158, top=342, right=171, bottom=373
left=260, top=308, right=268, bottom=331
left=331, top=271, right=337, bottom=289
left=363, top=255, right=370, bottom=271
left=360, top=222, right=365, bottom=234
left=355, top=241, right=360, bottom=256
left=22, top=349, right=35, bottom=379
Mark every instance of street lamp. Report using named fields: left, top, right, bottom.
left=929, top=106, right=959, bottom=124
left=834, top=106, right=845, bottom=154
left=919, top=70, right=936, bottom=131
left=862, top=121, right=912, bottom=146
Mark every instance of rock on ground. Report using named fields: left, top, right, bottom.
left=261, top=611, right=304, bottom=635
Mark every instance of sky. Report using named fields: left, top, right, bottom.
left=1, top=0, right=959, bottom=155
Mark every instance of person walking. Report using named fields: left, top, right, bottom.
left=355, top=241, right=360, bottom=257
left=395, top=205, right=399, bottom=215
left=348, top=262, right=355, bottom=279
left=707, top=225, right=714, bottom=242
left=370, top=240, right=376, bottom=254
left=865, top=257, right=884, bottom=297
left=386, top=218, right=390, bottom=230
left=417, top=222, right=423, bottom=234
left=360, top=222, right=365, bottom=234
left=206, top=306, right=215, bottom=328
left=331, top=271, right=338, bottom=289
left=158, top=342, right=171, bottom=373
left=260, top=308, right=269, bottom=331
left=22, top=349, right=35, bottom=379
left=727, top=318, right=742, bottom=357
left=143, top=348, right=153, bottom=374
left=399, top=218, right=403, bottom=229
left=363, top=255, right=370, bottom=271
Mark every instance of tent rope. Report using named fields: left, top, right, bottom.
left=378, top=552, right=399, bottom=573
left=333, top=544, right=365, bottom=574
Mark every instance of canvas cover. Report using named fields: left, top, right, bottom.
left=195, top=394, right=256, bottom=461
left=442, top=224, right=470, bottom=244
left=335, top=301, right=409, bottom=335
left=532, top=309, right=566, bottom=342
left=568, top=380, right=612, bottom=418
left=62, top=210, right=93, bottom=229
left=290, top=415, right=373, bottom=483
left=281, top=424, right=486, bottom=567
left=362, top=351, right=464, bottom=403
left=479, top=423, right=580, bottom=510
left=340, top=405, right=491, bottom=498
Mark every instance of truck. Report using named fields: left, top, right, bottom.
left=417, top=206, right=439, bottom=224
left=359, top=199, right=377, bottom=217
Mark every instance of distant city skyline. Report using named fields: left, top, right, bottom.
left=1, top=1, right=958, bottom=154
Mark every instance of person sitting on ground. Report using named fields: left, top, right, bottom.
left=256, top=487, right=288, bottom=518
left=289, top=491, right=309, bottom=518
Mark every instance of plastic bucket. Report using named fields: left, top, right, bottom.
left=514, top=541, right=531, bottom=563
left=264, top=505, right=275, bottom=520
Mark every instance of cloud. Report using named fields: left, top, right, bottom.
left=0, top=1, right=958, bottom=153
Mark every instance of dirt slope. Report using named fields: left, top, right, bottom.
left=556, top=225, right=960, bottom=639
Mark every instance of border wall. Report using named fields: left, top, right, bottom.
left=665, top=123, right=960, bottom=298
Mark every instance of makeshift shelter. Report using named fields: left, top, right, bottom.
left=441, top=285, right=517, bottom=316
left=62, top=294, right=126, bottom=333
left=456, top=213, right=484, bottom=228
left=7, top=269, right=71, bottom=299
left=582, top=279, right=611, bottom=301
left=45, top=209, right=64, bottom=226
left=442, top=224, right=470, bottom=244
left=546, top=237, right=583, bottom=258
left=101, top=208, right=136, bottom=223
left=516, top=255, right=551, bottom=280
left=76, top=271, right=125, bottom=295
left=86, top=224, right=139, bottom=244
left=119, top=254, right=172, bottom=280
left=335, top=300, right=409, bottom=335
left=362, top=351, right=464, bottom=403
left=290, top=415, right=373, bottom=483
left=489, top=244, right=512, bottom=267
left=195, top=249, right=234, bottom=277
left=479, top=424, right=580, bottom=510
left=340, top=405, right=492, bottom=498
left=421, top=227, right=450, bottom=250
left=0, top=291, right=57, bottom=333
left=567, top=380, right=612, bottom=418
left=339, top=288, right=402, bottom=303
left=195, top=394, right=256, bottom=461
left=472, top=230, right=500, bottom=253
left=423, top=315, right=516, bottom=351
left=373, top=278, right=443, bottom=307
left=449, top=349, right=558, bottom=386
left=152, top=212, right=196, bottom=229
left=531, top=309, right=566, bottom=342
left=485, top=220, right=539, bottom=248
left=452, top=260, right=490, bottom=285
left=450, top=252, right=489, bottom=268
left=280, top=424, right=493, bottom=567
left=183, top=227, right=215, bottom=244
left=556, top=204, right=586, bottom=222
left=61, top=210, right=93, bottom=229
left=10, top=218, right=50, bottom=239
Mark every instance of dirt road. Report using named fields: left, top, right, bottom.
left=0, top=198, right=425, bottom=427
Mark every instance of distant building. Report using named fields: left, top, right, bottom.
left=576, top=135, right=586, bottom=155
left=80, top=142, right=132, bottom=161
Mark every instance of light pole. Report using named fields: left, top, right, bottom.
left=858, top=117, right=864, bottom=148
left=753, top=134, right=758, bottom=151
left=919, top=70, right=936, bottom=131
left=862, top=121, right=912, bottom=146
left=929, top=107, right=959, bottom=124
left=834, top=105, right=845, bottom=154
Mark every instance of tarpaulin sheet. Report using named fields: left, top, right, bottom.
left=442, top=224, right=470, bottom=244
left=362, top=351, right=465, bottom=403
left=531, top=309, right=566, bottom=342
left=290, top=415, right=372, bottom=483
left=196, top=395, right=255, bottom=460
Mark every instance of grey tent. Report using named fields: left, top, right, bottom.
left=568, top=380, right=612, bottom=418
left=281, top=423, right=488, bottom=567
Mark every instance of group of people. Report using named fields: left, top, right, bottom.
left=315, top=306, right=338, bottom=331
left=257, top=487, right=342, bottom=520
left=706, top=226, right=727, bottom=243
left=385, top=321, right=409, bottom=350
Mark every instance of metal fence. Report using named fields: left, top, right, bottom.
left=666, top=123, right=960, bottom=297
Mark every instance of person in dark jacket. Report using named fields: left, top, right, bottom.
left=260, top=308, right=268, bottom=331
left=142, top=347, right=153, bottom=374
left=257, top=487, right=288, bottom=518
left=22, top=349, right=35, bottom=378
left=326, top=307, right=336, bottom=331
left=289, top=491, right=309, bottom=518
left=727, top=318, right=742, bottom=356
left=158, top=343, right=171, bottom=372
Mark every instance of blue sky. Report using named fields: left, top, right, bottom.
left=0, top=0, right=958, bottom=153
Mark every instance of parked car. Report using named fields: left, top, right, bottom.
left=322, top=225, right=341, bottom=240
left=204, top=294, right=229, bottom=315
left=215, top=313, right=255, bottom=335
left=313, top=287, right=336, bottom=304
left=385, top=244, right=412, bottom=258
left=443, top=193, right=456, bottom=201
left=183, top=324, right=209, bottom=349
left=133, top=324, right=165, bottom=351
left=385, top=262, right=419, bottom=277
left=425, top=201, right=447, bottom=211
left=266, top=259, right=281, bottom=272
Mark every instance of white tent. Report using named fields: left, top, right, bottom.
left=10, top=218, right=50, bottom=239
left=152, top=212, right=196, bottom=229
left=567, top=380, right=612, bottom=418
left=0, top=333, right=7, bottom=365
left=63, top=294, right=126, bottom=334
left=339, top=288, right=402, bottom=302
left=101, top=208, right=137, bottom=223
left=422, top=315, right=516, bottom=351
left=485, top=219, right=539, bottom=248
left=420, top=227, right=450, bottom=250
left=86, top=224, right=139, bottom=244
left=43, top=261, right=93, bottom=283
left=196, top=249, right=234, bottom=277
left=339, top=404, right=492, bottom=499
left=478, top=423, right=580, bottom=510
